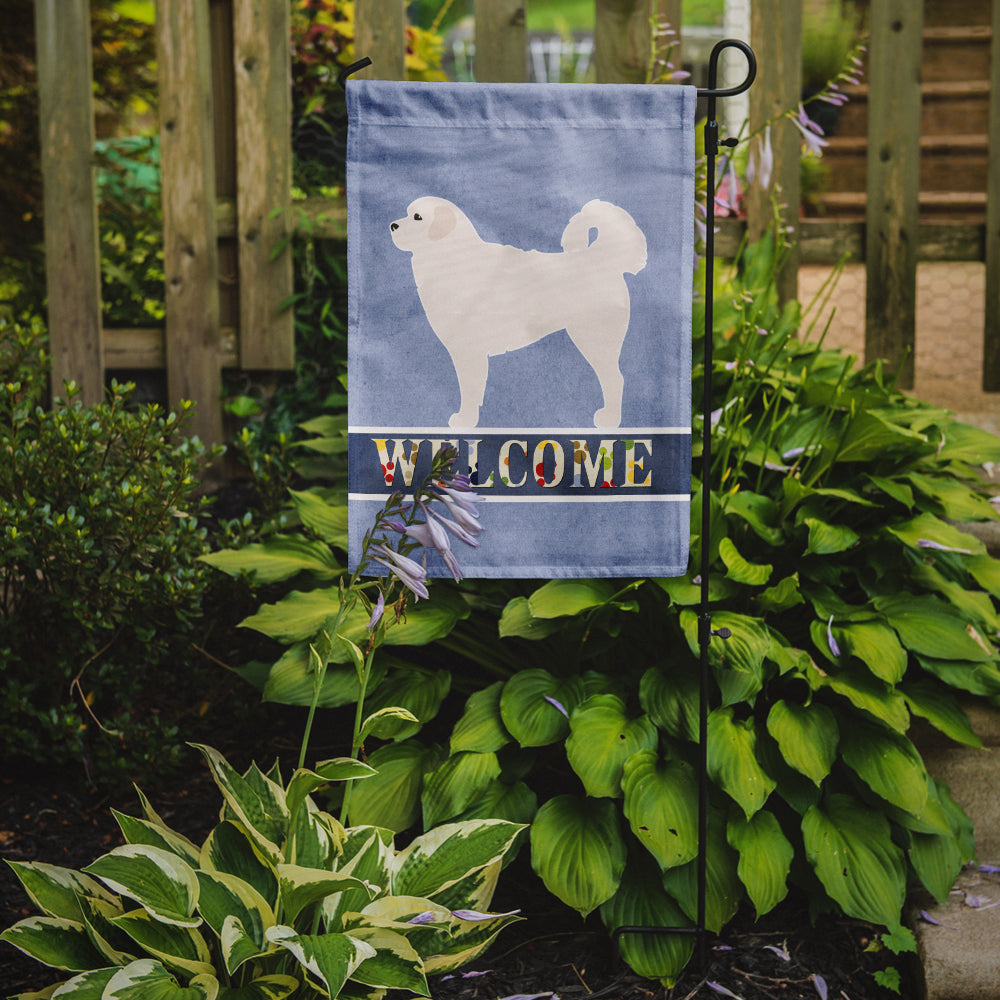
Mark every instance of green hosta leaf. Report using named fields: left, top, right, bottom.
left=874, top=594, right=995, bottom=662
left=835, top=410, right=927, bottom=463
left=866, top=474, right=914, bottom=509
left=360, top=706, right=421, bottom=742
left=886, top=512, right=985, bottom=556
left=527, top=579, right=616, bottom=618
left=362, top=667, right=451, bottom=740
left=909, top=827, right=965, bottom=905
left=277, top=865, right=374, bottom=925
left=195, top=871, right=273, bottom=974
left=453, top=779, right=538, bottom=827
left=916, top=655, right=1000, bottom=697
left=680, top=610, right=770, bottom=706
left=190, top=746, right=287, bottom=863
left=288, top=488, right=349, bottom=547
left=39, top=966, right=117, bottom=998
left=530, top=795, right=626, bottom=917
left=111, top=908, right=214, bottom=978
left=346, top=926, right=428, bottom=994
left=565, top=695, right=658, bottom=798
left=450, top=682, right=511, bottom=754
left=621, top=751, right=698, bottom=871
left=803, top=517, right=859, bottom=556
left=765, top=700, right=838, bottom=786
left=421, top=751, right=502, bottom=828
left=839, top=718, right=929, bottom=816
left=724, top=490, right=784, bottom=545
left=285, top=759, right=376, bottom=823
left=901, top=680, right=983, bottom=748
left=655, top=572, right=737, bottom=606
left=347, top=740, right=442, bottom=832
left=906, top=472, right=998, bottom=522
left=112, top=812, right=201, bottom=868
left=727, top=811, right=793, bottom=918
left=835, top=621, right=907, bottom=684
left=499, top=670, right=584, bottom=747
left=661, top=810, right=741, bottom=933
left=639, top=663, right=699, bottom=742
left=265, top=926, right=375, bottom=998
left=393, top=819, right=524, bottom=900
left=935, top=421, right=1000, bottom=464
left=200, top=535, right=341, bottom=583
left=967, top=553, right=1000, bottom=597
left=261, top=643, right=387, bottom=709
left=83, top=846, right=200, bottom=928
left=200, top=822, right=278, bottom=910
left=910, top=562, right=1000, bottom=632
left=5, top=862, right=118, bottom=923
left=755, top=573, right=804, bottom=614
left=802, top=793, right=906, bottom=926
left=599, top=853, right=694, bottom=987
left=219, top=915, right=269, bottom=980
left=0, top=916, right=107, bottom=971
left=216, top=976, right=299, bottom=1000
left=707, top=708, right=776, bottom=818
left=497, top=596, right=564, bottom=639
left=718, top=537, right=772, bottom=586
left=103, top=959, right=218, bottom=1000
left=809, top=661, right=910, bottom=732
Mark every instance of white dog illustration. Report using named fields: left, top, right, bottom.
left=390, top=196, right=648, bottom=429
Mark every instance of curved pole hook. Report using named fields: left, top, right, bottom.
left=337, top=56, right=373, bottom=90
left=697, top=38, right=756, bottom=99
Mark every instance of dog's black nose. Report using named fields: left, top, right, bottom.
left=390, top=222, right=399, bottom=232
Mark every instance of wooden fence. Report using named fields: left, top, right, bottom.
left=33, top=0, right=1000, bottom=445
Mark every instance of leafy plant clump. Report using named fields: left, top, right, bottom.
left=204, top=234, right=1000, bottom=985
left=0, top=317, right=220, bottom=784
left=1, top=743, right=523, bottom=999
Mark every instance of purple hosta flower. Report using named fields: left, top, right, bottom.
left=715, top=156, right=742, bottom=215
left=544, top=695, right=569, bottom=718
left=371, top=544, right=429, bottom=600
left=428, top=504, right=480, bottom=547
left=451, top=908, right=521, bottom=921
left=746, top=124, right=774, bottom=190
left=763, top=944, right=791, bottom=962
left=441, top=970, right=493, bottom=982
left=917, top=538, right=973, bottom=555
left=812, top=974, right=828, bottom=1000
left=791, top=104, right=829, bottom=157
left=496, top=994, right=557, bottom=1000
left=706, top=982, right=742, bottom=999
left=979, top=864, right=1000, bottom=874
left=367, top=591, right=385, bottom=631
left=919, top=909, right=958, bottom=929
left=407, top=911, right=438, bottom=925
left=827, top=615, right=842, bottom=657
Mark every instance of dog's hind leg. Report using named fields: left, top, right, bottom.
left=448, top=353, right=489, bottom=429
left=569, top=317, right=627, bottom=429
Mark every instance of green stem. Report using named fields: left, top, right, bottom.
left=340, top=645, right=377, bottom=826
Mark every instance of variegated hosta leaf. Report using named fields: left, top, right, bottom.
left=621, top=751, right=699, bottom=871
left=276, top=864, right=375, bottom=925
left=838, top=718, right=929, bottom=817
left=110, top=908, right=213, bottom=979
left=391, top=820, right=524, bottom=901
left=285, top=760, right=375, bottom=824
left=421, top=751, right=502, bottom=829
left=707, top=707, right=776, bottom=819
left=421, top=907, right=522, bottom=975
left=213, top=974, right=299, bottom=1000
left=190, top=745, right=287, bottom=863
left=727, top=810, right=793, bottom=918
left=200, top=822, right=278, bottom=910
left=347, top=740, right=443, bottom=833
left=765, top=700, right=838, bottom=786
left=195, top=871, right=274, bottom=974
left=46, top=966, right=118, bottom=997
left=77, top=894, right=136, bottom=966
left=83, top=846, right=200, bottom=928
left=112, top=811, right=201, bottom=868
left=4, top=862, right=118, bottom=922
left=450, top=681, right=511, bottom=754
left=499, top=669, right=585, bottom=747
left=0, top=916, right=107, bottom=971
left=529, top=795, right=626, bottom=917
left=599, top=853, right=694, bottom=987
left=102, top=958, right=218, bottom=999
left=802, top=793, right=906, bottom=926
left=565, top=695, right=658, bottom=798
left=344, top=926, right=429, bottom=995
left=288, top=802, right=343, bottom=870
left=323, top=829, right=393, bottom=931
left=424, top=859, right=501, bottom=915
left=265, top=926, right=375, bottom=998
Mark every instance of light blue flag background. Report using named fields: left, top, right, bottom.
left=347, top=80, right=696, bottom=578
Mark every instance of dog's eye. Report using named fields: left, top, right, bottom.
left=413, top=213, right=423, bottom=221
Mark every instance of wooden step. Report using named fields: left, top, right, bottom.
left=922, top=25, right=992, bottom=83
left=813, top=190, right=987, bottom=222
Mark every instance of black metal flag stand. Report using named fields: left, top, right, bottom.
left=339, top=37, right=758, bottom=974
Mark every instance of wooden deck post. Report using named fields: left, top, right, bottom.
left=34, top=0, right=104, bottom=405
left=983, top=0, right=1000, bottom=390
left=157, top=0, right=223, bottom=444
left=354, top=0, right=407, bottom=81
left=474, top=0, right=527, bottom=83
left=746, top=0, right=801, bottom=306
left=594, top=0, right=653, bottom=84
left=865, top=0, right=923, bottom=389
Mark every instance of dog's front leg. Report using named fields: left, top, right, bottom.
left=448, top=353, right=488, bottom=429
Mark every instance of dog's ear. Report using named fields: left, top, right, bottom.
left=428, top=204, right=457, bottom=242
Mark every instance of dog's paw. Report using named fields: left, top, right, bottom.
left=593, top=406, right=621, bottom=429
left=449, top=410, right=479, bottom=430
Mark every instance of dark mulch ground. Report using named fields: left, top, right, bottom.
left=1, top=741, right=915, bottom=1000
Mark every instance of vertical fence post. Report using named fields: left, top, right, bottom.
left=474, top=0, right=527, bottom=83
left=746, top=0, right=801, bottom=305
left=354, top=0, right=407, bottom=80
left=233, top=0, right=294, bottom=369
left=34, top=0, right=104, bottom=405
left=983, top=0, right=1000, bottom=390
left=157, top=0, right=223, bottom=445
left=865, top=0, right=923, bottom=389
left=595, top=0, right=653, bottom=84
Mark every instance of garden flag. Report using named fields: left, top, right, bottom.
left=346, top=79, right=696, bottom=578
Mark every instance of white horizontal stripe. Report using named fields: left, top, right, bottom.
left=348, top=426, right=692, bottom=436
left=349, top=493, right=689, bottom=504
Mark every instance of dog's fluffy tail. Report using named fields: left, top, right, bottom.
left=560, top=199, right=648, bottom=275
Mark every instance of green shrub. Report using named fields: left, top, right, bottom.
left=0, top=317, right=220, bottom=783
